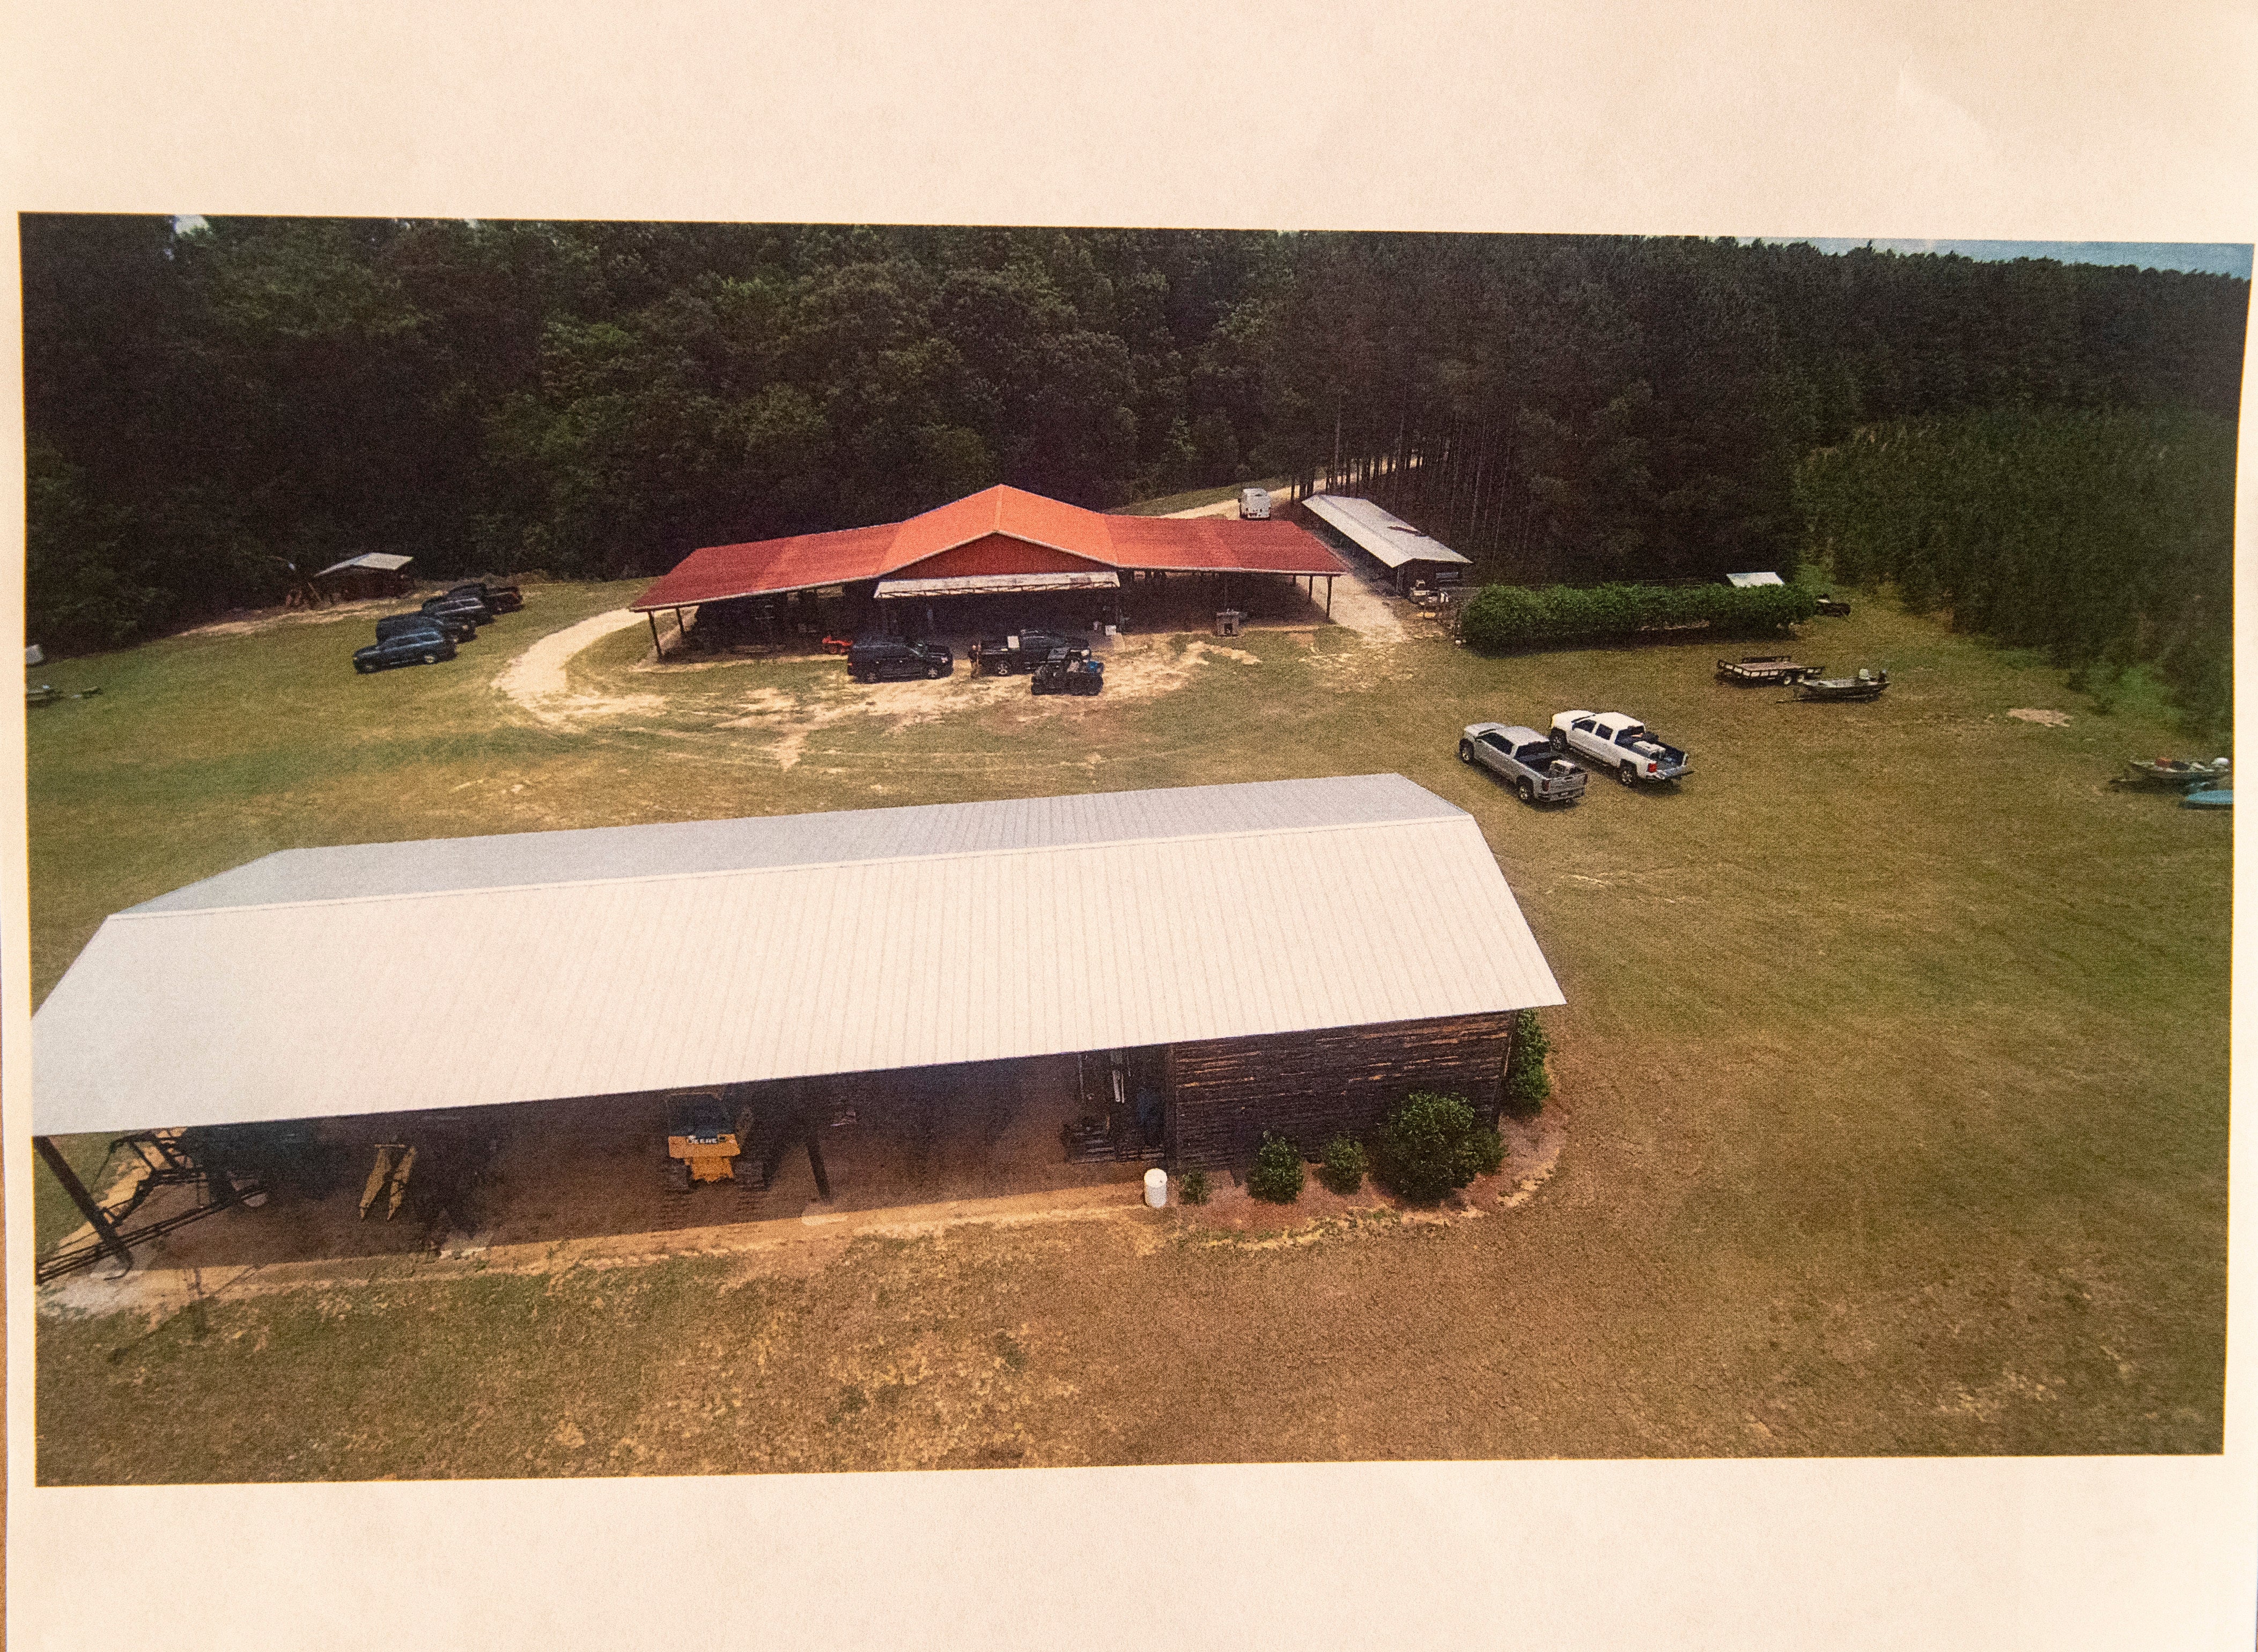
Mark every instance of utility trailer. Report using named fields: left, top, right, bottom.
left=1716, top=655, right=1818, bottom=685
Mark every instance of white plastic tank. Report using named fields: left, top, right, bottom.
left=1143, top=1167, right=1168, bottom=1208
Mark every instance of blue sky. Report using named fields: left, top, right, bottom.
left=1765, top=239, right=2252, bottom=278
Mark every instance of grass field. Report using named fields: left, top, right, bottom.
left=29, top=577, right=2231, bottom=1478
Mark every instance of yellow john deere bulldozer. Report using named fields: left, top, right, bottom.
left=662, top=1089, right=763, bottom=1193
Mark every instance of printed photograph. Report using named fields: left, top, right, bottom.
left=21, top=216, right=2244, bottom=1481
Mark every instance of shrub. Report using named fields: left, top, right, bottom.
left=1373, top=1092, right=1496, bottom=1204
left=1453, top=581, right=1548, bottom=648
left=1505, top=1008, right=1552, bottom=1116
left=1319, top=1134, right=1368, bottom=1195
left=1458, top=580, right=1817, bottom=653
left=1177, top=1167, right=1210, bottom=1206
left=1246, top=1133, right=1305, bottom=1204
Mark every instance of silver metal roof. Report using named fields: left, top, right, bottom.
left=33, top=775, right=1565, bottom=1135
left=314, top=552, right=416, bottom=578
left=1725, top=571, right=1784, bottom=587
left=1301, top=496, right=1473, bottom=571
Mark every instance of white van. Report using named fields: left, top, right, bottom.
left=1238, top=486, right=1272, bottom=520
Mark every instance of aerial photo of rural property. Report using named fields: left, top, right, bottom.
left=20, top=218, right=2244, bottom=1481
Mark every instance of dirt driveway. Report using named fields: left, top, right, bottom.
left=1162, top=486, right=1406, bottom=642
left=493, top=607, right=671, bottom=722
left=498, top=609, right=1392, bottom=733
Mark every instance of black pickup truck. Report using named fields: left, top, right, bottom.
left=972, top=630, right=1090, bottom=676
left=449, top=579, right=524, bottom=614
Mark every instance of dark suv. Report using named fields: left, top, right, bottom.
left=846, top=638, right=953, bottom=682
left=353, top=631, right=457, bottom=673
left=422, top=592, right=493, bottom=626
left=377, top=611, right=475, bottom=646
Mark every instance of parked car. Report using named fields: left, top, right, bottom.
left=422, top=592, right=493, bottom=626
left=1551, top=710, right=1691, bottom=786
left=353, top=632, right=457, bottom=674
left=972, top=629, right=1089, bottom=676
left=1238, top=486, right=1272, bottom=520
left=846, top=637, right=953, bottom=682
left=449, top=579, right=523, bottom=614
left=377, top=611, right=474, bottom=646
left=1458, top=722, right=1588, bottom=803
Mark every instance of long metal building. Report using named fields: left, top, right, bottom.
left=1300, top=495, right=1474, bottom=595
left=34, top=775, right=1562, bottom=1196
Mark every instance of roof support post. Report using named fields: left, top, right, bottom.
left=34, top=1135, right=134, bottom=1275
left=805, top=1130, right=831, bottom=1201
left=1326, top=576, right=1334, bottom=618
left=648, top=612, right=661, bottom=657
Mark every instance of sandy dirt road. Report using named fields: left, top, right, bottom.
left=493, top=606, right=669, bottom=722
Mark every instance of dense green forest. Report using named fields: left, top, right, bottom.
left=20, top=217, right=2248, bottom=661
left=1796, top=409, right=2238, bottom=732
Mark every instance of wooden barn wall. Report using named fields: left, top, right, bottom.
left=1168, top=1012, right=1515, bottom=1168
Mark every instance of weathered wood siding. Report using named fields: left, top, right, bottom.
left=1168, top=1012, right=1514, bottom=1169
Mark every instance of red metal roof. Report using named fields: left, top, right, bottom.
left=632, top=522, right=899, bottom=610
left=888, top=485, right=1119, bottom=566
left=1105, top=515, right=1347, bottom=575
left=630, top=485, right=1346, bottom=610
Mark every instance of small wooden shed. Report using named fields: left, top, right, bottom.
left=314, top=552, right=417, bottom=601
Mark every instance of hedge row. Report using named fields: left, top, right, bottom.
left=1458, top=581, right=1817, bottom=652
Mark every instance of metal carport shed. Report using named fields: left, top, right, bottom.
left=32, top=775, right=1562, bottom=1273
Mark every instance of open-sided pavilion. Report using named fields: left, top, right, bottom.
left=629, top=484, right=1349, bottom=648
left=32, top=776, right=1562, bottom=1273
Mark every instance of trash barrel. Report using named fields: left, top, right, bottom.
left=1143, top=1167, right=1168, bottom=1208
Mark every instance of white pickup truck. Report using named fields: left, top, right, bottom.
left=1551, top=710, right=1691, bottom=786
